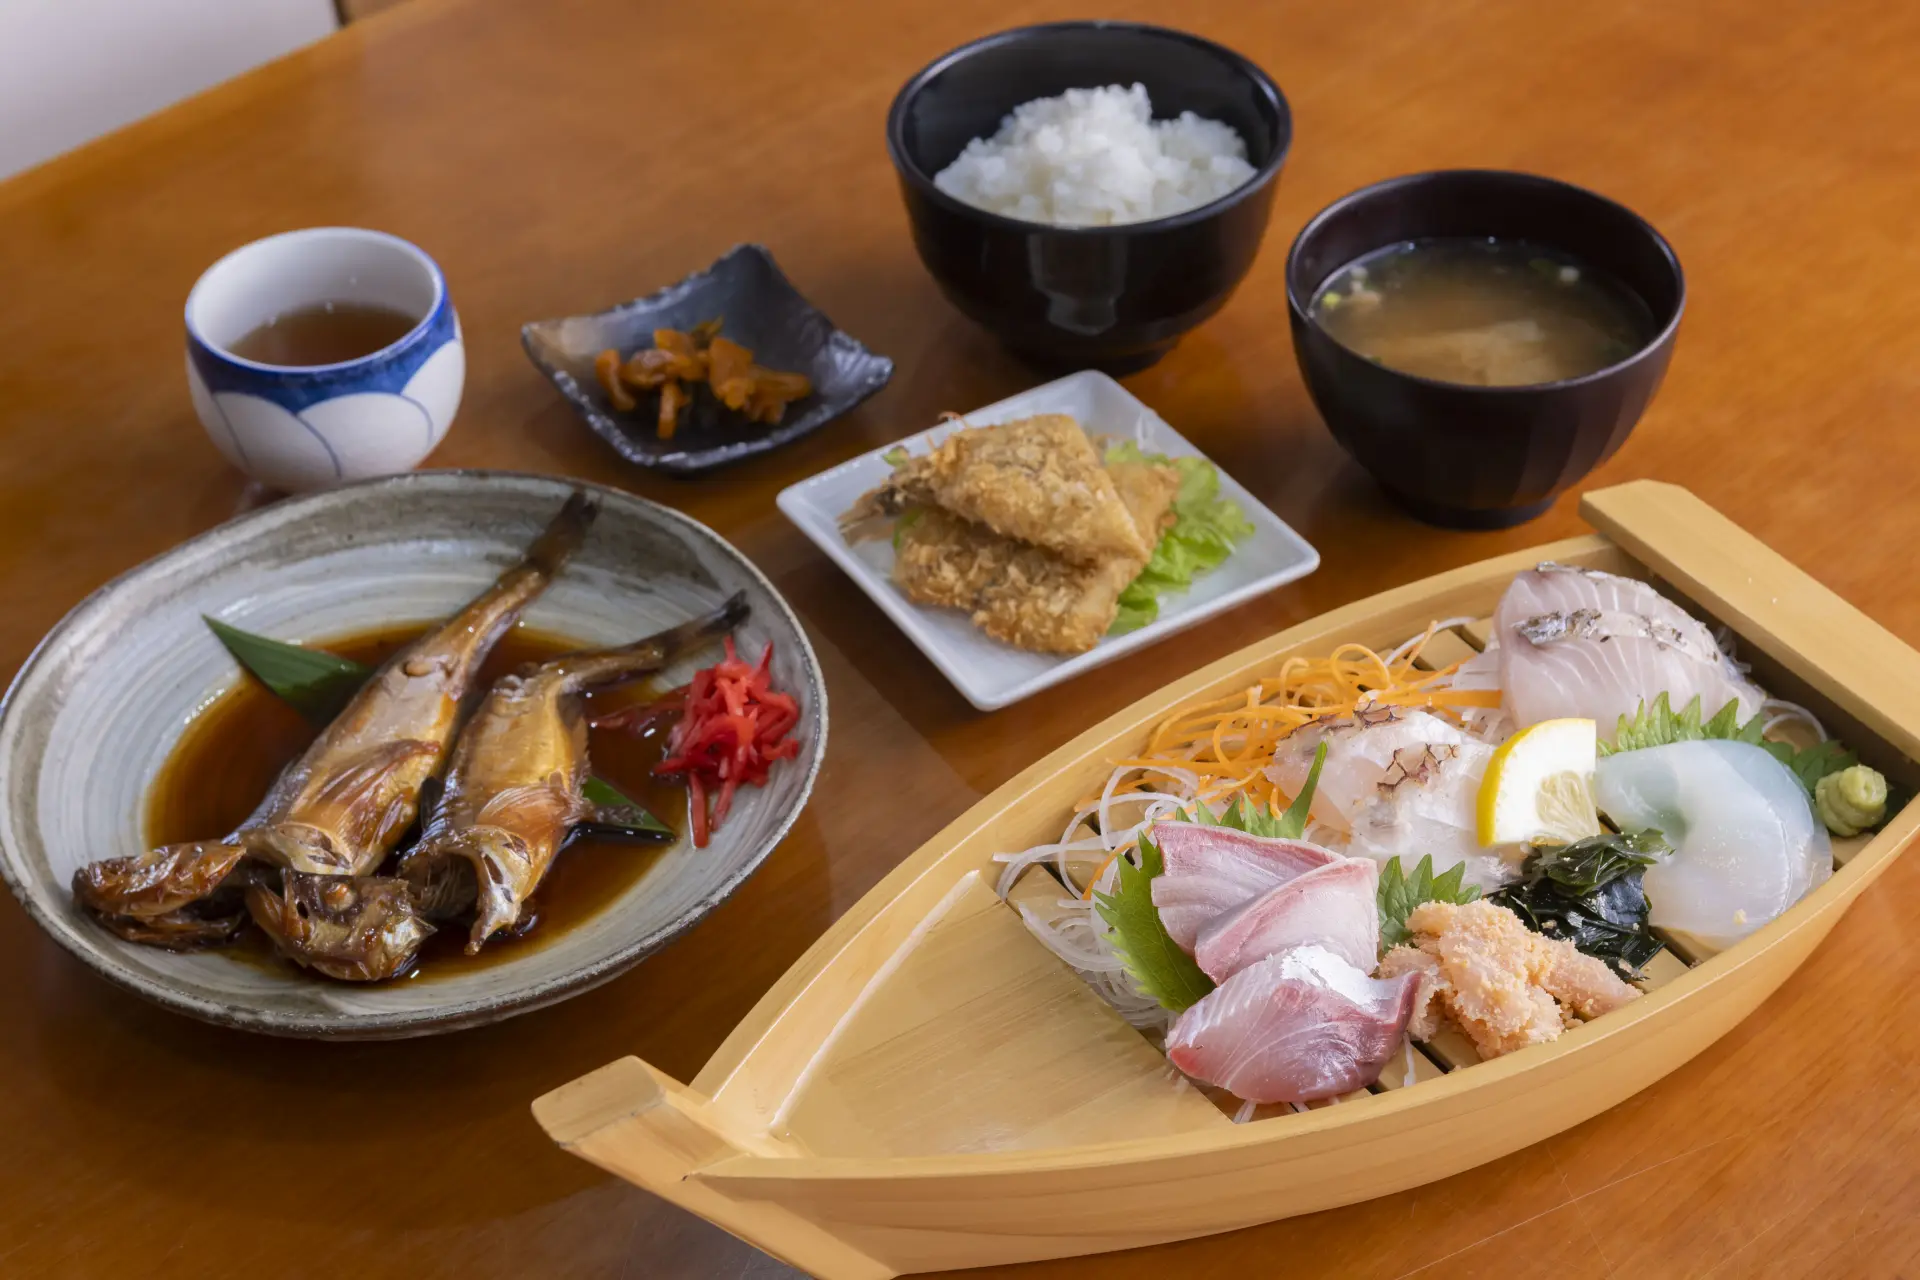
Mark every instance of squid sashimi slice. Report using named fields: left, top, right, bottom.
left=1165, top=945, right=1420, bottom=1104
left=1494, top=563, right=1766, bottom=740
left=1594, top=739, right=1832, bottom=951
left=1148, top=823, right=1340, bottom=952
left=1267, top=708, right=1509, bottom=891
left=1193, top=857, right=1380, bottom=982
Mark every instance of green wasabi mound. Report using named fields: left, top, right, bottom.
left=1814, top=764, right=1888, bottom=837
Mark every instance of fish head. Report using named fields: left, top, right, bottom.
left=246, top=871, right=434, bottom=982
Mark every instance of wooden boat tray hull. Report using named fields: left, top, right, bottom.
left=534, top=483, right=1920, bottom=1277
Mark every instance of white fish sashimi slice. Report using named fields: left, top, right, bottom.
left=1149, top=824, right=1340, bottom=952
left=1165, top=945, right=1419, bottom=1104
left=1495, top=563, right=1765, bottom=740
left=1268, top=708, right=1474, bottom=835
left=1268, top=709, right=1512, bottom=891
left=1594, top=739, right=1832, bottom=950
left=1193, top=857, right=1380, bottom=982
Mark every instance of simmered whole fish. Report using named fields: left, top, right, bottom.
left=396, top=595, right=751, bottom=956
left=1494, top=562, right=1766, bottom=740
left=72, top=493, right=599, bottom=947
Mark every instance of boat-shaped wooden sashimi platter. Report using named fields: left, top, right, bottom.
left=533, top=481, right=1920, bottom=1277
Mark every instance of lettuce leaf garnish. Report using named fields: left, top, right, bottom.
left=1602, top=692, right=1857, bottom=793
left=1106, top=443, right=1256, bottom=635
left=1094, top=744, right=1326, bottom=1011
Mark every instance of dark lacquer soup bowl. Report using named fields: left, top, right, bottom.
left=887, top=21, right=1292, bottom=373
left=1286, top=169, right=1685, bottom=529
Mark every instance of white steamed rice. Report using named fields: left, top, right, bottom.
left=932, top=83, right=1256, bottom=228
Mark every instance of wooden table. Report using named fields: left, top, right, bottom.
left=3, top=0, right=1918, bottom=1275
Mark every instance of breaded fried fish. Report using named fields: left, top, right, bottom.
left=848, top=415, right=1153, bottom=565
left=891, top=451, right=1179, bottom=654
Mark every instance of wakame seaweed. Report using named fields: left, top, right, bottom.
left=1492, top=830, right=1668, bottom=976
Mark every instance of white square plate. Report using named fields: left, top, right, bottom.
left=776, top=371, right=1320, bottom=710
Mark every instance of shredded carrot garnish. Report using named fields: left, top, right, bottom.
left=1078, top=627, right=1498, bottom=815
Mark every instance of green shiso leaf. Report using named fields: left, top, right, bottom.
left=1377, top=854, right=1480, bottom=952
left=205, top=616, right=373, bottom=723
left=1099, top=745, right=1330, bottom=1012
left=1094, top=835, right=1215, bottom=1012
left=1105, top=443, right=1256, bottom=635
left=1602, top=692, right=1858, bottom=795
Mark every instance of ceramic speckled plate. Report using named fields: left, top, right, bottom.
left=0, top=471, right=825, bottom=1039
left=523, top=244, right=894, bottom=474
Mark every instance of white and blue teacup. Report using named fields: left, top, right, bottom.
left=185, top=227, right=464, bottom=492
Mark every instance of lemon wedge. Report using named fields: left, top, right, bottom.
left=1477, top=718, right=1601, bottom=847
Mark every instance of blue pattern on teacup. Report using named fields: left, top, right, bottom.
left=188, top=303, right=463, bottom=490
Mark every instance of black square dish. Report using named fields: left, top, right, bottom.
left=522, top=244, right=893, bottom=474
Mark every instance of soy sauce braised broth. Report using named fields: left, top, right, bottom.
left=1310, top=238, right=1655, bottom=386
left=148, top=624, right=682, bottom=979
left=227, top=300, right=418, bottom=366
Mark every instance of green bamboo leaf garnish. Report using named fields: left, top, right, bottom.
left=580, top=776, right=673, bottom=835
left=204, top=616, right=373, bottom=722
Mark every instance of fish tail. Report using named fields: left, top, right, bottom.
left=518, top=490, right=599, bottom=578
left=559, top=592, right=750, bottom=691
left=426, top=492, right=602, bottom=680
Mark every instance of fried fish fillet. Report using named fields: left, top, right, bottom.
left=892, top=454, right=1180, bottom=654
left=859, top=415, right=1153, bottom=565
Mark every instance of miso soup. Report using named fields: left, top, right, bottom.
left=1309, top=239, right=1654, bottom=386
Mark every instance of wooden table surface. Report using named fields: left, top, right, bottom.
left=4, top=0, right=1919, bottom=1275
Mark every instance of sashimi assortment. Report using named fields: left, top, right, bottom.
left=996, top=562, right=1896, bottom=1108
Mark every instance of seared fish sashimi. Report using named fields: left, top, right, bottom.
left=1494, top=562, right=1765, bottom=740
left=1192, top=857, right=1380, bottom=983
left=1267, top=707, right=1509, bottom=891
left=396, top=595, right=751, bottom=957
left=1148, top=824, right=1339, bottom=952
left=1165, top=945, right=1419, bottom=1104
left=72, top=492, right=599, bottom=947
left=1594, top=739, right=1831, bottom=951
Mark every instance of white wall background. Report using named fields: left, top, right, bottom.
left=0, top=0, right=339, bottom=180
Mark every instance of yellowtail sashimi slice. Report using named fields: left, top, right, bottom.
left=1166, top=945, right=1420, bottom=1104
left=1148, top=824, right=1339, bottom=953
left=1192, top=857, right=1379, bottom=982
